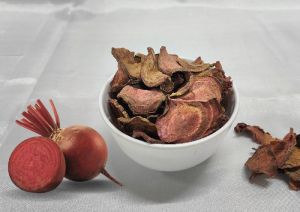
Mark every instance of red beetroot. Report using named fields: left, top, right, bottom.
left=8, top=137, right=65, bottom=193
left=16, top=99, right=122, bottom=185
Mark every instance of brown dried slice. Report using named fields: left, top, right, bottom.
left=285, top=168, right=300, bottom=190
left=112, top=48, right=142, bottom=79
left=108, top=99, right=129, bottom=119
left=245, top=145, right=278, bottom=178
left=269, top=141, right=293, bottom=168
left=211, top=61, right=232, bottom=95
left=169, top=80, right=192, bottom=98
left=177, top=57, right=211, bottom=73
left=287, top=178, right=300, bottom=191
left=160, top=78, right=174, bottom=94
left=282, top=147, right=300, bottom=169
left=156, top=100, right=209, bottom=143
left=118, top=116, right=157, bottom=136
left=141, top=47, right=170, bottom=87
left=234, top=123, right=279, bottom=145
left=132, top=131, right=164, bottom=144
left=110, top=65, right=130, bottom=93
left=117, top=85, right=165, bottom=115
left=179, top=76, right=222, bottom=103
left=192, top=57, right=203, bottom=65
left=158, top=46, right=182, bottom=75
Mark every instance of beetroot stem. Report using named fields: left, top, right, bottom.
left=27, top=106, right=53, bottom=135
left=49, top=99, right=60, bottom=128
left=21, top=111, right=49, bottom=136
left=101, top=169, right=123, bottom=186
left=36, top=99, right=57, bottom=129
left=16, top=120, right=48, bottom=137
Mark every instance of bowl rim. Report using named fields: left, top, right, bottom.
left=99, top=74, right=239, bottom=149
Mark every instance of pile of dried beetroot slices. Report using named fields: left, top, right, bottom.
left=108, top=46, right=233, bottom=144
left=235, top=123, right=300, bottom=190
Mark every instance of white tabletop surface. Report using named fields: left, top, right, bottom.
left=0, top=1, right=300, bottom=211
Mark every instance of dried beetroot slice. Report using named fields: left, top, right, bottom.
left=108, top=99, right=129, bottom=119
left=282, top=147, right=300, bottom=169
left=169, top=80, right=192, bottom=98
left=234, top=123, right=279, bottom=145
left=245, top=145, right=278, bottom=178
left=132, top=131, right=164, bottom=144
left=117, top=85, right=165, bottom=115
left=211, top=61, right=232, bottom=96
left=271, top=128, right=297, bottom=168
left=112, top=48, right=142, bottom=79
left=110, top=65, right=130, bottom=93
left=141, top=47, right=170, bottom=87
left=118, top=116, right=157, bottom=136
left=287, top=178, right=300, bottom=191
left=160, top=78, right=174, bottom=94
left=192, top=57, right=203, bottom=65
left=8, top=137, right=65, bottom=193
left=158, top=46, right=182, bottom=75
left=156, top=100, right=209, bottom=143
left=177, top=57, right=211, bottom=73
left=179, top=76, right=222, bottom=103
left=269, top=141, right=293, bottom=168
left=201, top=99, right=223, bottom=136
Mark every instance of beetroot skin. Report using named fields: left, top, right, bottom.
left=8, top=137, right=65, bottom=193
left=55, top=125, right=108, bottom=181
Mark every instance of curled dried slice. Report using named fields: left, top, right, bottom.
left=179, top=76, right=222, bottom=103
left=141, top=47, right=170, bottom=87
left=211, top=61, right=232, bottom=95
left=245, top=145, right=278, bottom=178
left=169, top=80, right=192, bottom=98
left=234, top=123, right=279, bottom=145
left=112, top=48, right=142, bottom=79
left=132, top=131, right=164, bottom=144
left=110, top=65, right=129, bottom=93
left=108, top=99, right=129, bottom=119
left=118, top=116, right=157, bottom=136
left=117, top=85, right=165, bottom=115
left=156, top=100, right=209, bottom=143
left=158, top=46, right=182, bottom=75
left=177, top=57, right=211, bottom=73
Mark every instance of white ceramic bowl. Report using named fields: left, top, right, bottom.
left=99, top=75, right=239, bottom=172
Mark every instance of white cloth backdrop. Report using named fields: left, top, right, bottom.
left=0, top=1, right=300, bottom=211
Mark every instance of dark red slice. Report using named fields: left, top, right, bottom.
left=179, top=76, right=222, bottom=103
left=117, top=85, right=165, bottom=115
left=8, top=137, right=65, bottom=193
left=156, top=100, right=209, bottom=143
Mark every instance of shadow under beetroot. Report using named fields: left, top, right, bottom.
left=2, top=179, right=119, bottom=201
